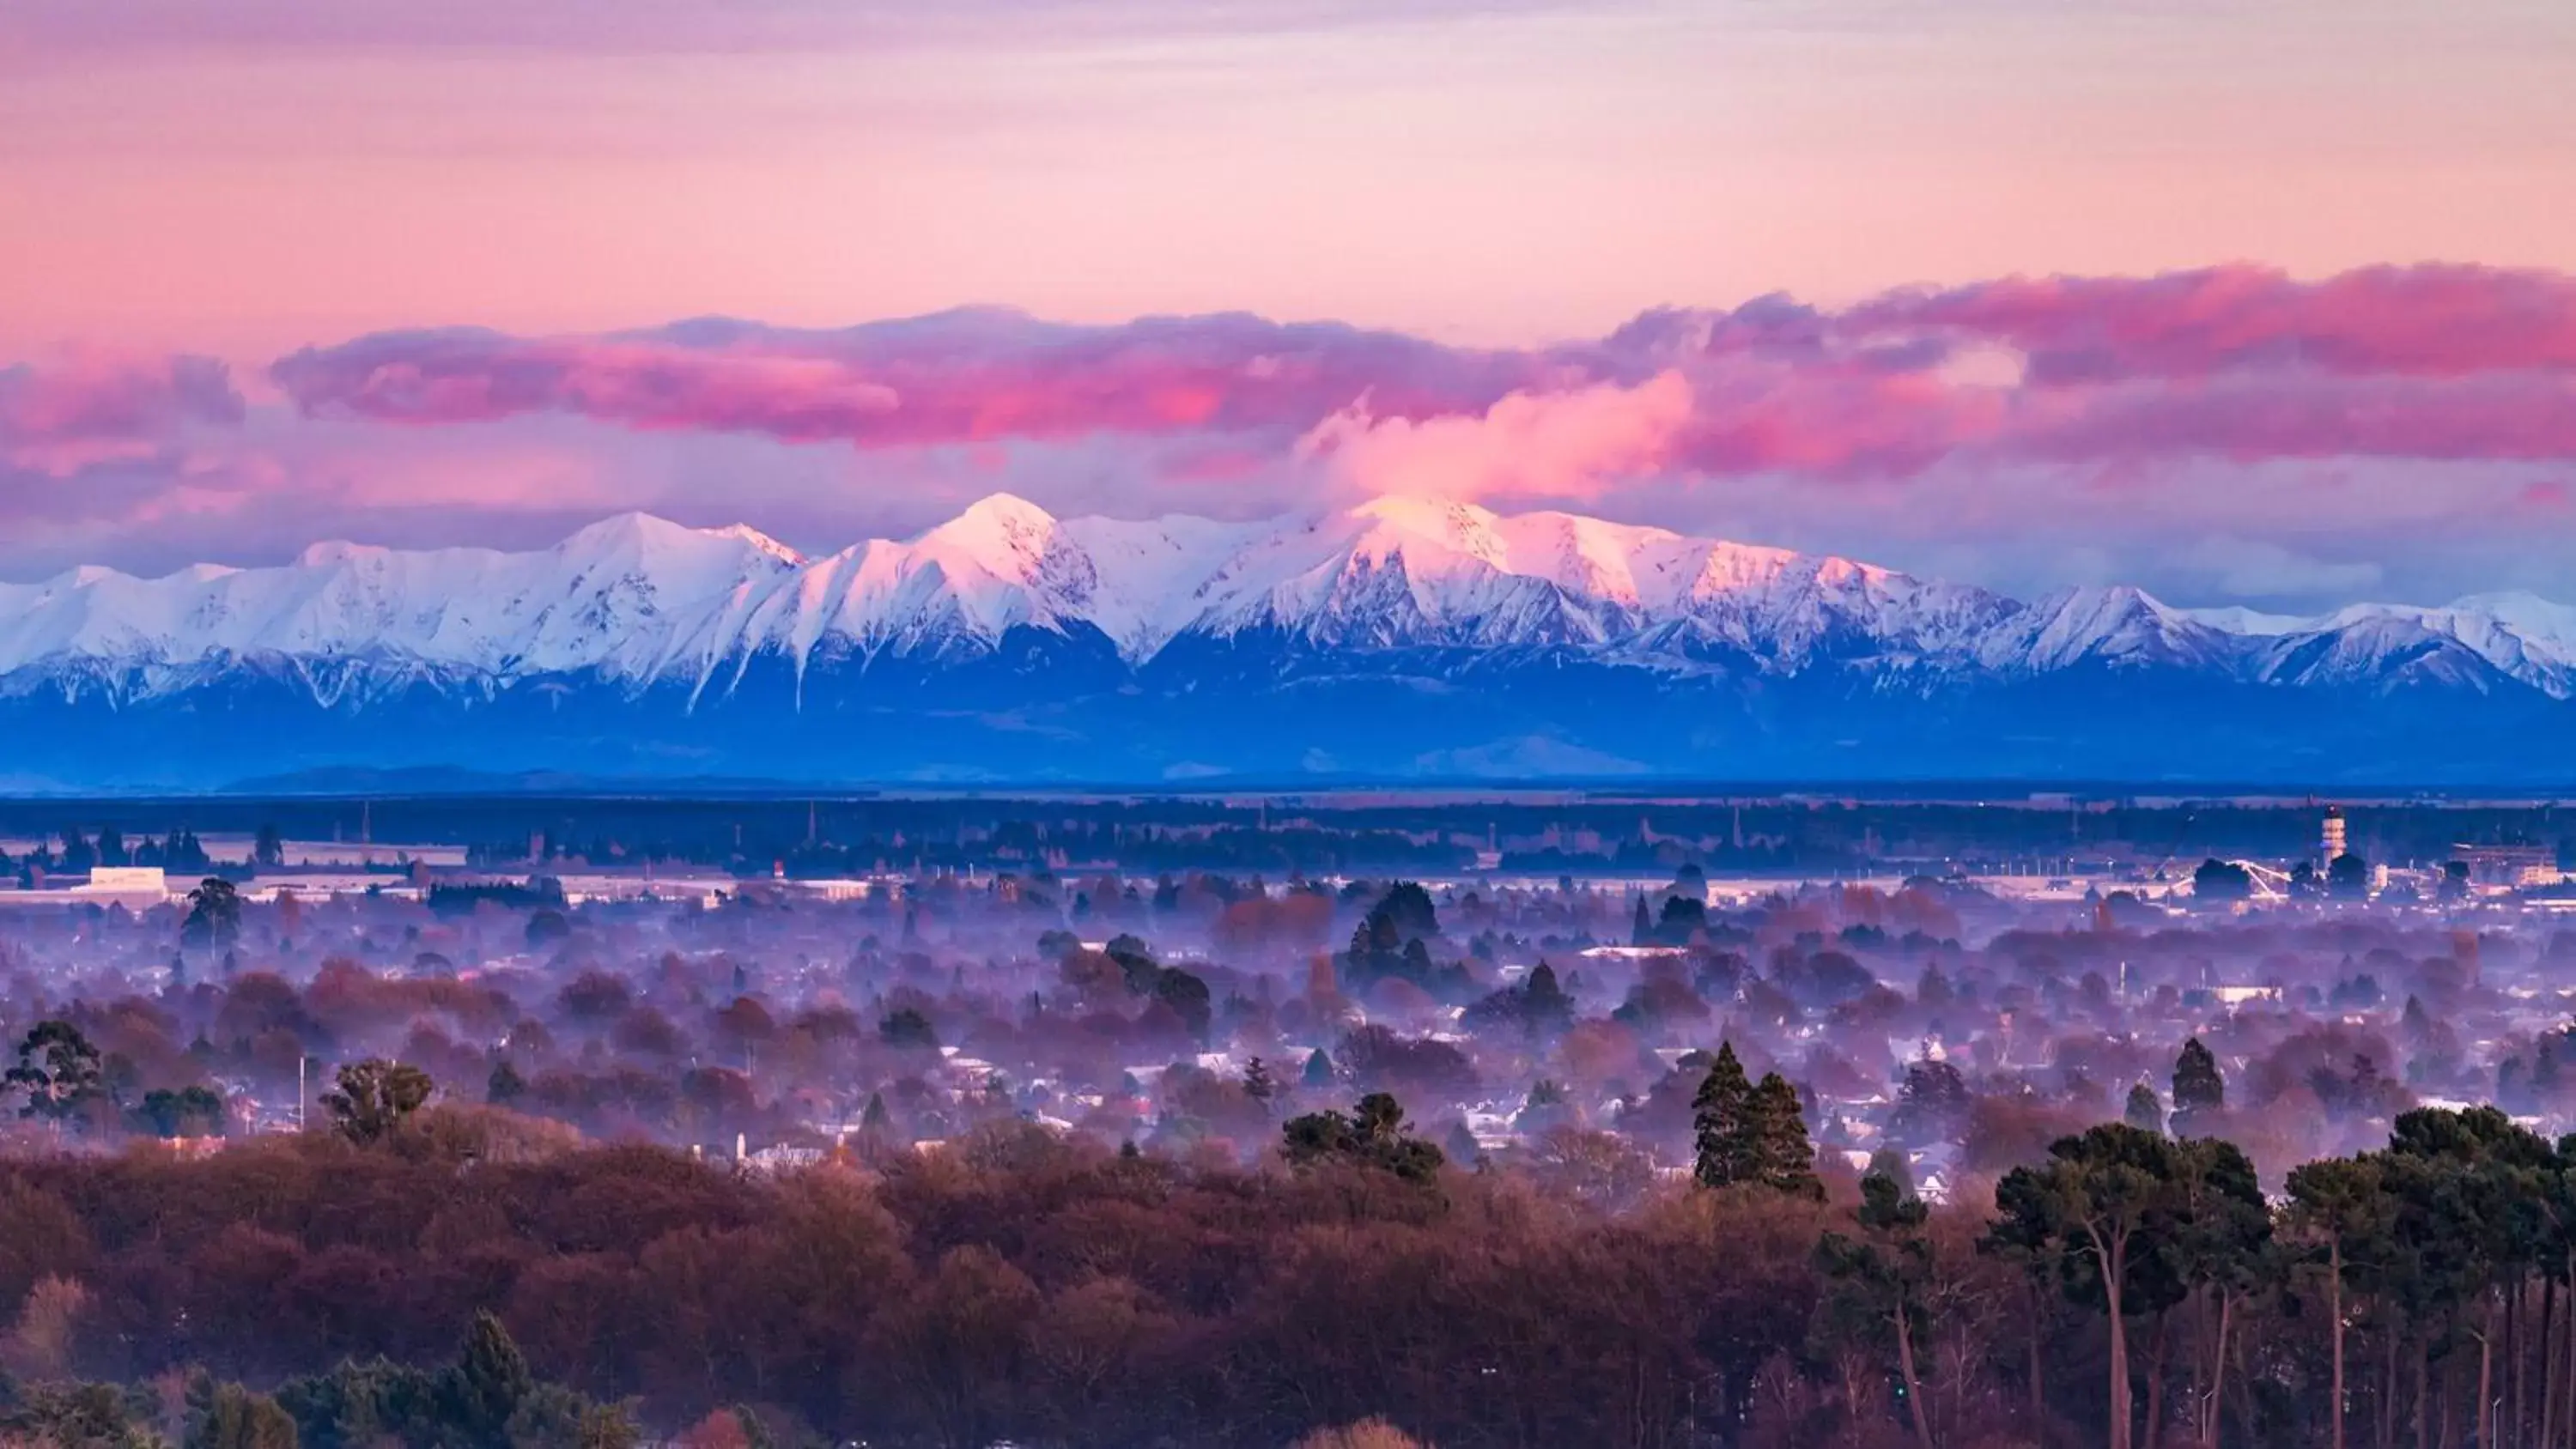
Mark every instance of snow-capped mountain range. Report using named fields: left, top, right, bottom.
left=3, top=494, right=2571, bottom=788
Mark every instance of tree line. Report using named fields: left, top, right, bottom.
left=3, top=1038, right=2576, bottom=1449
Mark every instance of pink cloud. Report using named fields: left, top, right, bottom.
left=272, top=312, right=1545, bottom=450
left=0, top=351, right=247, bottom=522
left=1667, top=357, right=2014, bottom=478
left=307, top=342, right=902, bottom=441
left=1299, top=372, right=1693, bottom=501
left=1849, top=264, right=2576, bottom=383
left=1, top=353, right=244, bottom=471
left=264, top=264, right=2576, bottom=488
left=2020, top=372, right=2576, bottom=465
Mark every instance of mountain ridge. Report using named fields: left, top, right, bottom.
left=2, top=494, right=2569, bottom=787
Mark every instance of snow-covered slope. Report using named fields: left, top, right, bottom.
left=2185, top=591, right=2576, bottom=697
left=2, top=494, right=2570, bottom=711
left=0, top=512, right=803, bottom=700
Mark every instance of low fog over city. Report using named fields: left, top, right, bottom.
left=3, top=792, right=2575, bottom=1446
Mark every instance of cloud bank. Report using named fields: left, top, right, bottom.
left=8, top=264, right=2576, bottom=611
left=268, top=264, right=2576, bottom=482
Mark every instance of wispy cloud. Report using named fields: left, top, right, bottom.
left=0, top=0, right=1578, bottom=64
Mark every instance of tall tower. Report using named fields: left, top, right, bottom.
left=2320, top=806, right=2347, bottom=869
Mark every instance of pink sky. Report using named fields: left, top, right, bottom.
left=6, top=0, right=2571, bottom=356
left=2, top=0, right=2573, bottom=609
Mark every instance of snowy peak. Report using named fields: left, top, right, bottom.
left=3, top=494, right=2574, bottom=711
left=556, top=512, right=799, bottom=578
left=1345, top=494, right=1510, bottom=566
left=1983, top=585, right=2235, bottom=673
left=921, top=492, right=1060, bottom=551
left=708, top=524, right=805, bottom=567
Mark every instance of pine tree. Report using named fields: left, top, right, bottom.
left=1818, top=1172, right=1936, bottom=1448
left=1520, top=961, right=1572, bottom=1033
left=1631, top=894, right=1654, bottom=945
left=1747, top=1072, right=1823, bottom=1198
left=1691, top=1041, right=1756, bottom=1188
left=1864, top=1144, right=1916, bottom=1202
left=445, top=1311, right=533, bottom=1448
left=2124, top=1082, right=2166, bottom=1134
left=185, top=1374, right=297, bottom=1449
left=1303, top=1047, right=1336, bottom=1088
left=1243, top=1057, right=1277, bottom=1106
left=487, top=1059, right=527, bottom=1106
left=2172, top=1037, right=2225, bottom=1135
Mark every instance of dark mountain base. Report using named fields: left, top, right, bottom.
left=0, top=638, right=2561, bottom=791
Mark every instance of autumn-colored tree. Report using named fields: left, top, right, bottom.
left=1, top=1274, right=91, bottom=1380
left=1296, top=1422, right=1431, bottom=1449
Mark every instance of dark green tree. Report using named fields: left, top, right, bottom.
left=1692, top=1041, right=1756, bottom=1188
left=2123, top=1082, right=2165, bottom=1135
left=182, top=876, right=243, bottom=949
left=2284, top=1154, right=2393, bottom=1449
left=2171, top=1037, right=2225, bottom=1135
left=442, top=1311, right=534, bottom=1448
left=2160, top=1135, right=2272, bottom=1449
left=1520, top=961, right=1572, bottom=1032
left=280, top=1359, right=440, bottom=1449
left=2192, top=858, right=2254, bottom=903
left=1151, top=967, right=1212, bottom=1040
left=1816, top=1170, right=1936, bottom=1448
left=2379, top=1106, right=2555, bottom=1449
left=1281, top=1091, right=1445, bottom=1184
left=486, top=1058, right=527, bottom=1106
left=131, top=1084, right=228, bottom=1138
left=1864, top=1145, right=1916, bottom=1202
left=879, top=1008, right=939, bottom=1051
left=185, top=1373, right=300, bottom=1449
left=1991, top=1123, right=2186, bottom=1449
left=1888, top=1056, right=1971, bottom=1145
left=526, top=909, right=571, bottom=947
left=1370, top=882, right=1439, bottom=940
left=6, top=1019, right=106, bottom=1125
left=320, top=1059, right=434, bottom=1145
left=1747, top=1072, right=1823, bottom=1199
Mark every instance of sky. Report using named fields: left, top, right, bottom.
left=2, top=0, right=2573, bottom=610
